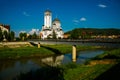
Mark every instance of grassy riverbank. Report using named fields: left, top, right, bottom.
left=63, top=48, right=120, bottom=80
left=0, top=44, right=102, bottom=59
left=1, top=42, right=120, bottom=80
left=16, top=48, right=120, bottom=80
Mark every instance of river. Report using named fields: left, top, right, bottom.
left=0, top=50, right=104, bottom=80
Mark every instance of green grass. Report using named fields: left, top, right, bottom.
left=62, top=48, right=120, bottom=80
left=63, top=63, right=113, bottom=80
left=15, top=62, right=114, bottom=80
left=4, top=44, right=119, bottom=80
left=0, top=46, right=54, bottom=59
left=42, top=44, right=102, bottom=54
left=93, top=48, right=120, bottom=60
left=0, top=44, right=103, bottom=59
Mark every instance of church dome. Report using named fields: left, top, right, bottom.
left=44, top=10, right=51, bottom=16
left=53, top=18, right=60, bottom=23
left=52, top=18, right=61, bottom=29
left=45, top=10, right=51, bottom=14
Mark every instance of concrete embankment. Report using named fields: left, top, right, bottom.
left=0, top=42, right=32, bottom=48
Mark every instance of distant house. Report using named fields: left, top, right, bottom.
left=63, top=34, right=70, bottom=39
left=0, top=24, right=10, bottom=41
left=91, top=35, right=119, bottom=39
left=0, top=24, right=10, bottom=32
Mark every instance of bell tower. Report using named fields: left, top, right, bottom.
left=44, top=10, right=52, bottom=28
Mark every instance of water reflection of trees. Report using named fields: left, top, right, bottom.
left=0, top=59, right=30, bottom=72
left=0, top=54, right=64, bottom=72
left=16, top=55, right=65, bottom=80
left=15, top=66, right=65, bottom=80
left=0, top=60, right=17, bottom=71
left=0, top=55, right=64, bottom=80
left=41, top=55, right=64, bottom=66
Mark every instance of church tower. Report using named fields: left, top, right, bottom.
left=44, top=10, right=52, bottom=28
left=40, top=10, right=64, bottom=39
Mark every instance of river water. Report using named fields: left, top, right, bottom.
left=0, top=50, right=104, bottom=80
left=1, top=41, right=120, bottom=80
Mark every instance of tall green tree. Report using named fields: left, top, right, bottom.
left=0, top=28, right=3, bottom=41
left=3, top=30, right=9, bottom=40
left=70, top=29, right=80, bottom=39
left=19, top=32, right=27, bottom=41
left=32, top=32, right=37, bottom=39
left=52, top=30, right=57, bottom=39
left=10, top=31, right=15, bottom=41
left=19, top=32, right=23, bottom=40
left=28, top=35, right=32, bottom=39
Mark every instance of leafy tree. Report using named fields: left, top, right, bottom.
left=32, top=32, right=37, bottom=39
left=28, top=35, right=32, bottom=39
left=10, top=31, right=15, bottom=41
left=65, top=28, right=120, bottom=39
left=0, top=28, right=16, bottom=41
left=70, top=29, right=80, bottom=39
left=47, top=34, right=52, bottom=39
left=3, top=30, right=9, bottom=40
left=19, top=32, right=27, bottom=41
left=52, top=30, right=57, bottom=39
left=19, top=32, right=23, bottom=40
left=0, top=28, right=3, bottom=41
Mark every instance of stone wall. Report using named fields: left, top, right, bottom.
left=0, top=42, right=33, bottom=48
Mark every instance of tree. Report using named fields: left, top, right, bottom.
left=52, top=30, right=57, bottom=39
left=32, top=32, right=37, bottom=39
left=19, top=32, right=27, bottom=41
left=0, top=28, right=3, bottom=41
left=28, top=35, right=32, bottom=39
left=19, top=32, right=23, bottom=40
left=70, top=29, right=80, bottom=39
left=3, top=30, right=9, bottom=40
left=10, top=31, right=15, bottom=41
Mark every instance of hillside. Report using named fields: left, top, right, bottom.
left=65, top=28, right=120, bottom=39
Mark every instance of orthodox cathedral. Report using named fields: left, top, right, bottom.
left=40, top=10, right=64, bottom=39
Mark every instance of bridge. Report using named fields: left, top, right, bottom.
left=28, top=39, right=120, bottom=48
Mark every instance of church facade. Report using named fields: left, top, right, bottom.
left=40, top=10, right=64, bottom=39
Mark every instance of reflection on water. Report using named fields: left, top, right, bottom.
left=0, top=50, right=103, bottom=80
left=76, top=50, right=104, bottom=63
left=0, top=60, right=40, bottom=80
left=62, top=50, right=104, bottom=64
left=0, top=55, right=64, bottom=80
left=41, top=55, right=64, bottom=66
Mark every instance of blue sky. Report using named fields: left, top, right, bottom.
left=0, top=0, right=120, bottom=36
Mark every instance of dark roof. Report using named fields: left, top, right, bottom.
left=43, top=28, right=51, bottom=31
left=45, top=10, right=51, bottom=13
left=53, top=18, right=60, bottom=22
left=0, top=24, right=10, bottom=31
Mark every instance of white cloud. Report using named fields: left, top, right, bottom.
left=80, top=17, right=86, bottom=21
left=73, top=19, right=79, bottom=23
left=29, top=29, right=40, bottom=35
left=19, top=31, right=26, bottom=33
left=98, top=4, right=107, bottom=8
left=23, top=11, right=30, bottom=16
left=73, top=19, right=80, bottom=25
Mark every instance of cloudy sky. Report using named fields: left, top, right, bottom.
left=0, top=0, right=120, bottom=36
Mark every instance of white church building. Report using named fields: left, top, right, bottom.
left=40, top=10, right=64, bottom=39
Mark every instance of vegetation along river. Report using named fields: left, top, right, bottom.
left=0, top=49, right=104, bottom=80
left=0, top=41, right=120, bottom=80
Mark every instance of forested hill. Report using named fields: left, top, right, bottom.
left=65, top=28, right=120, bottom=35
left=65, top=28, right=120, bottom=39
